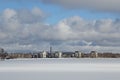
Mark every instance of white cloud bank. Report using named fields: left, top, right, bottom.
left=0, top=7, right=120, bottom=52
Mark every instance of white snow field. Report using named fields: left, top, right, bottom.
left=0, top=58, right=120, bottom=80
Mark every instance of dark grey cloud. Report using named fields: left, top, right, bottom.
left=41, top=0, right=120, bottom=13
left=1, top=0, right=120, bottom=13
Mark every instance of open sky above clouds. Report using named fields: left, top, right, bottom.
left=0, top=0, right=120, bottom=53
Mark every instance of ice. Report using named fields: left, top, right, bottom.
left=0, top=58, right=120, bottom=80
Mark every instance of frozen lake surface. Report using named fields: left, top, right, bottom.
left=0, top=58, right=120, bottom=80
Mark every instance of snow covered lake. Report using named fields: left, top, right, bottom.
left=0, top=58, right=120, bottom=80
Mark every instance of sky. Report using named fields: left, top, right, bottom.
left=0, top=0, right=120, bottom=53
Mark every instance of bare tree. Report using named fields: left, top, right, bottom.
left=0, top=48, right=7, bottom=60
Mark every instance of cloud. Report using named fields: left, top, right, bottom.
left=0, top=8, right=120, bottom=52
left=0, top=7, right=47, bottom=44
left=1, top=0, right=120, bottom=13
left=41, top=0, right=120, bottom=13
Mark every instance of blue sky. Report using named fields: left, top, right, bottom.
left=0, top=1, right=119, bottom=24
left=0, top=0, right=120, bottom=52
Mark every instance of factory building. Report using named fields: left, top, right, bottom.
left=41, top=51, right=47, bottom=58
left=75, top=51, right=82, bottom=58
left=54, top=51, right=62, bottom=58
left=90, top=51, right=98, bottom=58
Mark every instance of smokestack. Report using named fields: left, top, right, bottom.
left=50, top=46, right=52, bottom=54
